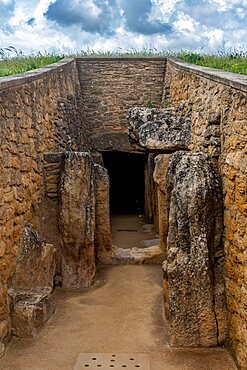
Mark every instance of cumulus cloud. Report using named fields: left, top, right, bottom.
left=0, top=0, right=246, bottom=54
left=119, top=0, right=173, bottom=35
left=45, top=0, right=120, bottom=36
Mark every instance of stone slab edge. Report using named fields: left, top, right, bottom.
left=167, top=57, right=247, bottom=93
left=0, top=58, right=75, bottom=90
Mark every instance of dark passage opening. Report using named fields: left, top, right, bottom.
left=102, top=152, right=146, bottom=215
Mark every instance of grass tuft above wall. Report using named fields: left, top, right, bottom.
left=0, top=47, right=247, bottom=77
left=176, top=51, right=247, bottom=75
left=0, top=47, right=63, bottom=77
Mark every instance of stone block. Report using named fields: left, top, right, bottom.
left=128, top=107, right=191, bottom=151
left=90, top=131, right=136, bottom=152
left=11, top=226, right=56, bottom=290
left=9, top=288, right=55, bottom=338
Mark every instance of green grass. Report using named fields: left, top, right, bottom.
left=175, top=51, right=247, bottom=75
left=0, top=47, right=63, bottom=77
left=0, top=46, right=247, bottom=77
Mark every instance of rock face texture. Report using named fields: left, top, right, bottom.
left=165, top=60, right=247, bottom=368
left=9, top=226, right=56, bottom=338
left=9, top=288, right=54, bottom=338
left=144, top=154, right=159, bottom=229
left=128, top=107, right=191, bottom=151
left=90, top=132, right=136, bottom=152
left=94, top=164, right=113, bottom=264
left=11, top=226, right=56, bottom=290
left=0, top=59, right=82, bottom=344
left=153, top=154, right=171, bottom=256
left=164, top=152, right=227, bottom=347
left=60, top=152, right=96, bottom=288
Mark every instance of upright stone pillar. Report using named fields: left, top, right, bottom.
left=94, top=164, right=113, bottom=264
left=60, top=152, right=96, bottom=288
left=164, top=151, right=227, bottom=347
left=153, top=154, right=171, bottom=257
left=144, top=154, right=158, bottom=228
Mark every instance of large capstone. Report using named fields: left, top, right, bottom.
left=128, top=108, right=191, bottom=151
left=60, top=152, right=96, bottom=288
left=164, top=151, right=227, bottom=347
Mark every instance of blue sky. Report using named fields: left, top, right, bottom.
left=0, top=0, right=246, bottom=54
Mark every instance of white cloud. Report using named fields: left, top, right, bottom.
left=0, top=0, right=246, bottom=54
left=206, top=29, right=225, bottom=50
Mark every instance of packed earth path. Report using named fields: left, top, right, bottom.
left=1, top=264, right=236, bottom=370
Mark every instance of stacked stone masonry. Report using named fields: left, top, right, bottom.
left=0, top=57, right=246, bottom=369
left=164, top=59, right=247, bottom=368
left=0, top=59, right=82, bottom=350
left=77, top=59, right=166, bottom=152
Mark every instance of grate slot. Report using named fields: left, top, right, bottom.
left=73, top=353, right=150, bottom=370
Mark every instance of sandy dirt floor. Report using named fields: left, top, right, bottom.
left=1, top=265, right=236, bottom=370
left=111, top=215, right=159, bottom=249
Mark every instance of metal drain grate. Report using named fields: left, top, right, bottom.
left=116, top=229, right=138, bottom=232
left=73, top=353, right=150, bottom=370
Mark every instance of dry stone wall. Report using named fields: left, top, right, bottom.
left=0, top=59, right=82, bottom=347
left=165, top=59, right=247, bottom=368
left=0, top=57, right=246, bottom=369
left=77, top=58, right=166, bottom=152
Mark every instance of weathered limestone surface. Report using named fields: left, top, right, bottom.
left=153, top=154, right=171, bottom=256
left=94, top=164, right=113, bottom=264
left=113, top=245, right=164, bottom=265
left=165, top=59, right=247, bottom=368
left=0, top=341, right=5, bottom=358
left=60, top=152, right=96, bottom=288
left=164, top=152, right=227, bottom=347
left=9, top=226, right=55, bottom=338
left=0, top=59, right=82, bottom=342
left=144, top=154, right=159, bottom=230
left=9, top=288, right=54, bottom=338
left=90, top=131, right=137, bottom=152
left=128, top=107, right=191, bottom=150
left=11, top=226, right=56, bottom=290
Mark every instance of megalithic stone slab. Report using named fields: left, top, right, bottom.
left=128, top=107, right=191, bottom=151
left=153, top=154, right=171, bottom=257
left=60, top=152, right=96, bottom=288
left=94, top=164, right=113, bottom=264
left=164, top=151, right=227, bottom=347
